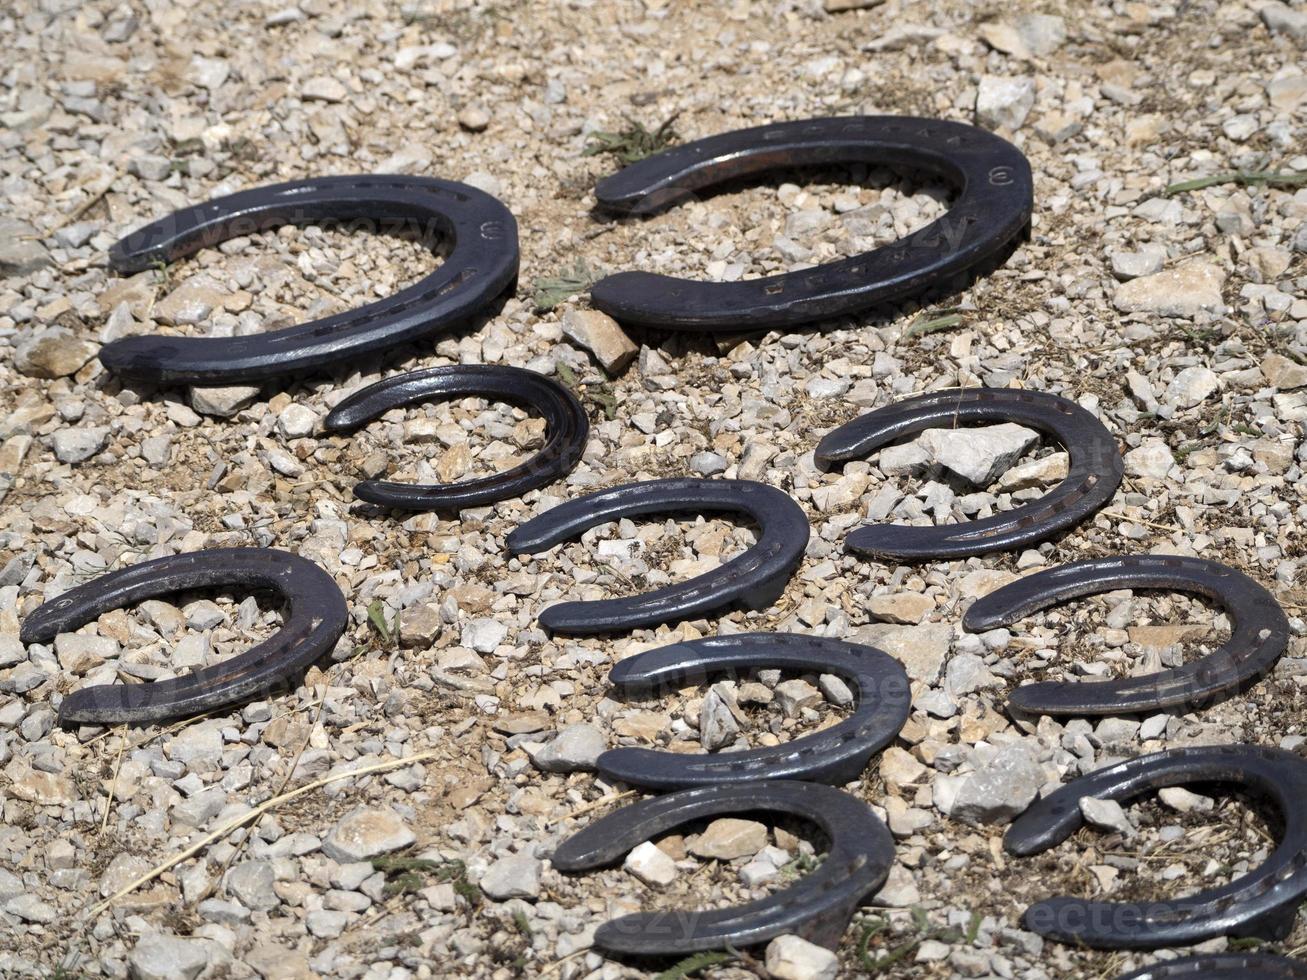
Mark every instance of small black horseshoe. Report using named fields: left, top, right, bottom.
left=506, top=478, right=810, bottom=634
left=1006, top=744, right=1307, bottom=949
left=322, top=364, right=589, bottom=511
left=815, top=387, right=1122, bottom=560
left=23, top=548, right=348, bottom=725
left=589, top=116, right=1032, bottom=331
left=552, top=780, right=894, bottom=954
left=99, top=175, right=519, bottom=385
left=597, top=633, right=910, bottom=788
left=1117, top=954, right=1307, bottom=980
left=964, top=555, right=1290, bottom=716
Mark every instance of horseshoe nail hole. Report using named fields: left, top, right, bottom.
left=576, top=812, right=829, bottom=916
left=603, top=667, right=854, bottom=759
left=999, top=591, right=1232, bottom=689
left=835, top=425, right=1066, bottom=530
left=585, top=163, right=953, bottom=284
left=56, top=587, right=284, bottom=703
left=346, top=396, right=545, bottom=485
left=117, top=223, right=447, bottom=340
left=1027, top=791, right=1275, bottom=906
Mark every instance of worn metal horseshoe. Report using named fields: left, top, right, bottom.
left=589, top=116, right=1032, bottom=331
left=815, top=387, right=1122, bottom=560
left=322, top=364, right=588, bottom=511
left=964, top=555, right=1290, bottom=716
left=506, top=478, right=810, bottom=634
left=553, top=780, right=894, bottom=954
left=597, top=633, right=910, bottom=788
left=24, top=549, right=348, bottom=725
left=1117, top=954, right=1307, bottom=980
left=1006, top=744, right=1307, bottom=949
left=99, top=175, right=519, bottom=385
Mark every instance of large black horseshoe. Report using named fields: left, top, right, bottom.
left=589, top=116, right=1032, bottom=330
left=506, top=478, right=810, bottom=634
left=99, top=175, right=519, bottom=385
left=1117, top=954, right=1307, bottom=980
left=597, top=633, right=910, bottom=788
left=23, top=548, right=348, bottom=725
left=552, top=780, right=894, bottom=954
left=322, top=364, right=589, bottom=511
left=1006, top=744, right=1307, bottom=949
left=964, top=555, right=1290, bottom=716
left=815, top=387, right=1122, bottom=560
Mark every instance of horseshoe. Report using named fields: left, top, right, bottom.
left=815, top=387, right=1122, bottom=560
left=98, top=175, right=519, bottom=385
left=23, top=549, right=348, bottom=725
left=588, top=115, right=1032, bottom=331
left=964, top=555, right=1290, bottom=716
left=506, top=478, right=810, bottom=634
left=552, top=780, right=894, bottom=954
left=322, top=364, right=588, bottom=511
left=596, top=633, right=910, bottom=788
left=1006, top=744, right=1307, bottom=949
left=1117, top=954, right=1307, bottom=980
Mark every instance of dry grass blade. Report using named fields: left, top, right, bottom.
left=1162, top=170, right=1307, bottom=197
left=213, top=675, right=334, bottom=892
left=549, top=788, right=637, bottom=826
left=904, top=310, right=965, bottom=339
left=99, top=728, right=126, bottom=836
left=85, top=750, right=438, bottom=920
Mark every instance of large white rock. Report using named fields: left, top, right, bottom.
left=623, top=841, right=678, bottom=887
left=918, top=422, right=1040, bottom=486
left=765, top=934, right=839, bottom=980
left=1113, top=261, right=1226, bottom=318
left=479, top=853, right=541, bottom=900
left=935, top=744, right=1043, bottom=825
left=975, top=75, right=1036, bottom=129
left=128, top=935, right=210, bottom=980
left=322, top=807, right=415, bottom=862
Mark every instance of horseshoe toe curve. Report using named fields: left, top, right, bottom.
left=24, top=548, right=348, bottom=725
left=323, top=364, right=588, bottom=511
left=507, top=478, right=810, bottom=634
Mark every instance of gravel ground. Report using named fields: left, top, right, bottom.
left=2, top=0, right=1307, bottom=978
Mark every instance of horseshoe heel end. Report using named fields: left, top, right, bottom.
left=1006, top=680, right=1122, bottom=718
left=505, top=525, right=556, bottom=556
left=108, top=238, right=155, bottom=274
left=812, top=427, right=869, bottom=473
left=19, top=611, right=61, bottom=646
left=593, top=170, right=696, bottom=215
left=1118, top=954, right=1307, bottom=980
left=98, top=337, right=178, bottom=385
left=595, top=743, right=877, bottom=790
left=844, top=524, right=976, bottom=560
left=348, top=478, right=503, bottom=513
left=960, top=593, right=1016, bottom=632
left=538, top=601, right=610, bottom=636
left=590, top=271, right=727, bottom=330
